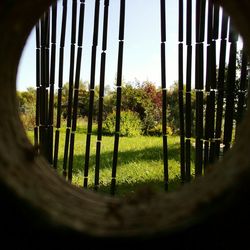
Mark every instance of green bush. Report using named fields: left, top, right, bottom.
left=147, top=124, right=173, bottom=136
left=103, top=111, right=142, bottom=137
left=142, top=106, right=157, bottom=135
left=20, top=112, right=36, bottom=131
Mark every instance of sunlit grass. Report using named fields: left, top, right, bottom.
left=26, top=121, right=195, bottom=197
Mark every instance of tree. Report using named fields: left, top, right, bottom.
left=17, top=87, right=37, bottom=130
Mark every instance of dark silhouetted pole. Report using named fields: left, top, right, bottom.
left=84, top=0, right=101, bottom=188
left=110, top=0, right=126, bottom=195
left=236, top=46, right=248, bottom=138
left=204, top=3, right=218, bottom=170
left=68, top=0, right=86, bottom=183
left=223, top=22, right=238, bottom=153
left=195, top=0, right=205, bottom=177
left=178, top=0, right=185, bottom=184
left=54, top=0, right=68, bottom=170
left=48, top=2, right=57, bottom=166
left=160, top=0, right=169, bottom=191
left=63, top=0, right=77, bottom=179
left=39, top=11, right=50, bottom=160
left=95, top=0, right=110, bottom=191
left=35, top=23, right=41, bottom=152
left=185, top=0, right=192, bottom=182
left=214, top=11, right=228, bottom=160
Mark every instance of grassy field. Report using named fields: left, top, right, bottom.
left=26, top=121, right=195, bottom=197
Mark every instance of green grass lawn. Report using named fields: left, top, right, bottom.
left=26, top=122, right=195, bottom=197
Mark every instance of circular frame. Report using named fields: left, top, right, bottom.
left=1, top=0, right=250, bottom=246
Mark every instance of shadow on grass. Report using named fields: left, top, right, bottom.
left=57, top=142, right=195, bottom=196
left=61, top=143, right=194, bottom=173
left=89, top=176, right=185, bottom=197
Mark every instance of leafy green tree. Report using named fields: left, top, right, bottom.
left=119, top=81, right=161, bottom=134
left=59, top=81, right=99, bottom=120
left=17, top=87, right=36, bottom=130
left=17, top=87, right=36, bottom=113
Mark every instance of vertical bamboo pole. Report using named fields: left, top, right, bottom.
left=204, top=42, right=217, bottom=167
left=212, top=4, right=219, bottom=40
left=178, top=0, right=185, bottom=184
left=223, top=22, right=238, bottom=153
left=35, top=23, right=41, bottom=152
left=54, top=0, right=68, bottom=170
left=68, top=0, right=86, bottom=183
left=214, top=11, right=228, bottom=160
left=204, top=3, right=218, bottom=170
left=195, top=0, right=206, bottom=177
left=208, top=40, right=216, bottom=165
left=95, top=0, right=110, bottom=191
left=159, top=0, right=169, bottom=191
left=235, top=46, right=248, bottom=138
left=110, top=0, right=126, bottom=195
left=63, top=0, right=77, bottom=179
left=84, top=0, right=101, bottom=188
left=48, top=2, right=57, bottom=166
left=39, top=11, right=50, bottom=160
left=45, top=10, right=50, bottom=161
left=185, top=0, right=192, bottom=183
left=39, top=17, right=45, bottom=157
left=203, top=0, right=213, bottom=169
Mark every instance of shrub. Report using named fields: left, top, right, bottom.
left=103, top=111, right=142, bottom=137
left=147, top=124, right=173, bottom=136
left=142, top=105, right=160, bottom=134
left=20, top=112, right=36, bottom=131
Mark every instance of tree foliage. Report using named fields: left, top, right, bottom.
left=17, top=87, right=36, bottom=130
left=17, top=49, right=248, bottom=136
left=103, top=110, right=142, bottom=137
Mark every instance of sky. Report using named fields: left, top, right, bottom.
left=17, top=0, right=243, bottom=91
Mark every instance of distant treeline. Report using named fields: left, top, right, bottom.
left=17, top=71, right=247, bottom=137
